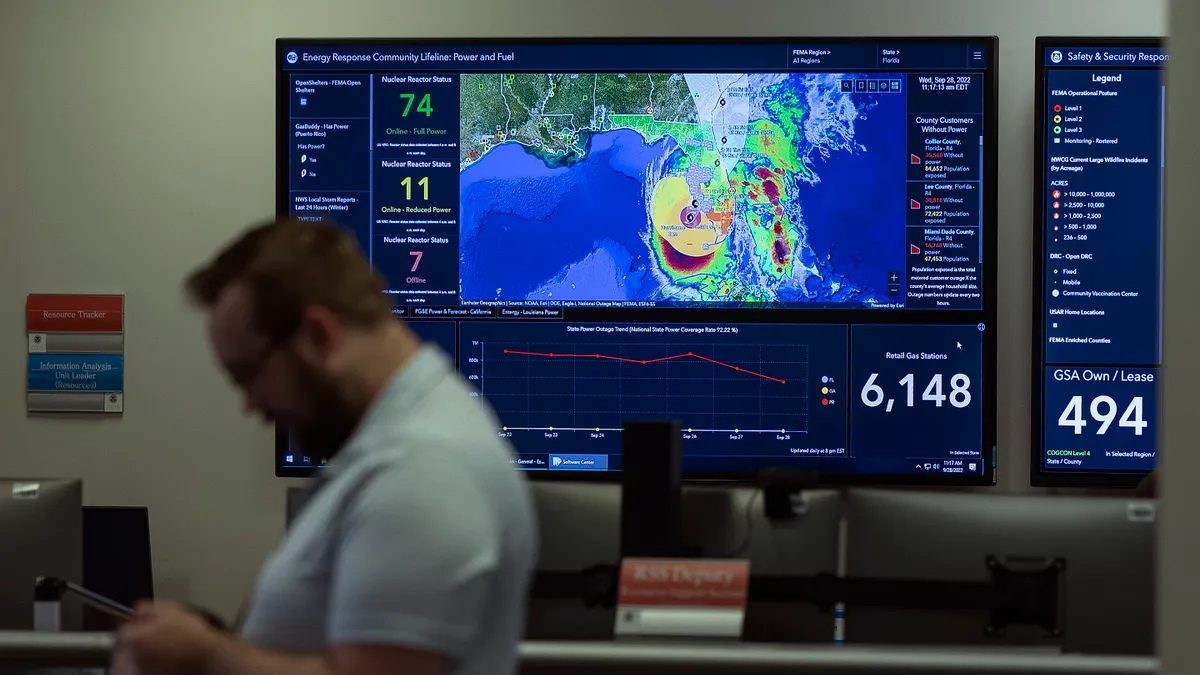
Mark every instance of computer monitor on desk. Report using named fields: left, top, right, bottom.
left=82, top=506, right=153, bottom=630
left=0, top=479, right=82, bottom=630
left=844, top=489, right=1154, bottom=655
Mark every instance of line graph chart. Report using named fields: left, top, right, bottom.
left=459, top=322, right=848, bottom=439
left=501, top=349, right=789, bottom=385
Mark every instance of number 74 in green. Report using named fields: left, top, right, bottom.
left=399, top=93, right=433, bottom=116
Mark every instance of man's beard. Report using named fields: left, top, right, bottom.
left=286, top=364, right=364, bottom=461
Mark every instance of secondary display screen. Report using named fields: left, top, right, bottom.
left=1032, top=38, right=1166, bottom=486
left=276, top=38, right=998, bottom=483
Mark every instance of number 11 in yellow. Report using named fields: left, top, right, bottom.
left=401, top=176, right=429, bottom=200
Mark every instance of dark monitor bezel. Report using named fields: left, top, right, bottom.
left=1030, top=36, right=1164, bottom=488
left=275, top=35, right=1000, bottom=486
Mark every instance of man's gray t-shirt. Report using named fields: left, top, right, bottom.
left=239, top=345, right=537, bottom=674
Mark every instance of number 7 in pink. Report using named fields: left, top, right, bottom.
left=409, top=250, right=423, bottom=272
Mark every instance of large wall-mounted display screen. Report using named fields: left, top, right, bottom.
left=1032, top=37, right=1166, bottom=487
left=276, top=37, right=998, bottom=484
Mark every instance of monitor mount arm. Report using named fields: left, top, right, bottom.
left=533, top=556, right=1065, bottom=637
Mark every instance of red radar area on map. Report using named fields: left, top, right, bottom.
left=656, top=235, right=714, bottom=272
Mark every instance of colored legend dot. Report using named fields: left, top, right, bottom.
left=1054, top=104, right=1062, bottom=112
left=1053, top=115, right=1061, bottom=123
left=822, top=387, right=829, bottom=394
left=821, top=398, right=830, bottom=406
left=1053, top=126, right=1062, bottom=134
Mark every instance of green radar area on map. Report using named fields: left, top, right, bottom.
left=457, top=72, right=908, bottom=308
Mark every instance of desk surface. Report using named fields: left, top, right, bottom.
left=518, top=641, right=1158, bottom=674
left=0, top=632, right=1158, bottom=674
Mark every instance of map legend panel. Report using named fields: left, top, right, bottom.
left=1043, top=66, right=1164, bottom=366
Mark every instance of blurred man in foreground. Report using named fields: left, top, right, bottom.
left=114, top=218, right=537, bottom=675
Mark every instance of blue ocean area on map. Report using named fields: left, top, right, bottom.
left=801, top=90, right=905, bottom=288
left=457, top=74, right=905, bottom=306
left=459, top=131, right=661, bottom=301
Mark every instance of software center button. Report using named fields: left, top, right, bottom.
left=549, top=454, right=609, bottom=471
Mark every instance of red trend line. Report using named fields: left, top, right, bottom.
left=502, top=349, right=787, bottom=384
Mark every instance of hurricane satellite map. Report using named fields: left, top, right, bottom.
left=458, top=73, right=904, bottom=305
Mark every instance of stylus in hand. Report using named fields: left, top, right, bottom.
left=65, top=580, right=135, bottom=619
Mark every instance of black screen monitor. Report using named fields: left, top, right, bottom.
left=276, top=37, right=999, bottom=485
left=1031, top=38, right=1166, bottom=487
left=82, top=506, right=153, bottom=631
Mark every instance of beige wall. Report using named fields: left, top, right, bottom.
left=0, top=0, right=1168, bottom=619
left=1161, top=1, right=1200, bottom=669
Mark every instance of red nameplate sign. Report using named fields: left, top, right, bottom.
left=26, top=295, right=124, bottom=333
left=615, top=558, right=750, bottom=638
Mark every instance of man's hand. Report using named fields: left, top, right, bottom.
left=114, top=601, right=445, bottom=675
left=116, top=601, right=227, bottom=675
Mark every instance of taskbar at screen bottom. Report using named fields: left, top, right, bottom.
left=276, top=452, right=992, bottom=482
left=512, top=452, right=989, bottom=479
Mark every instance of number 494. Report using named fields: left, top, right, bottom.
left=1057, top=395, right=1148, bottom=435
